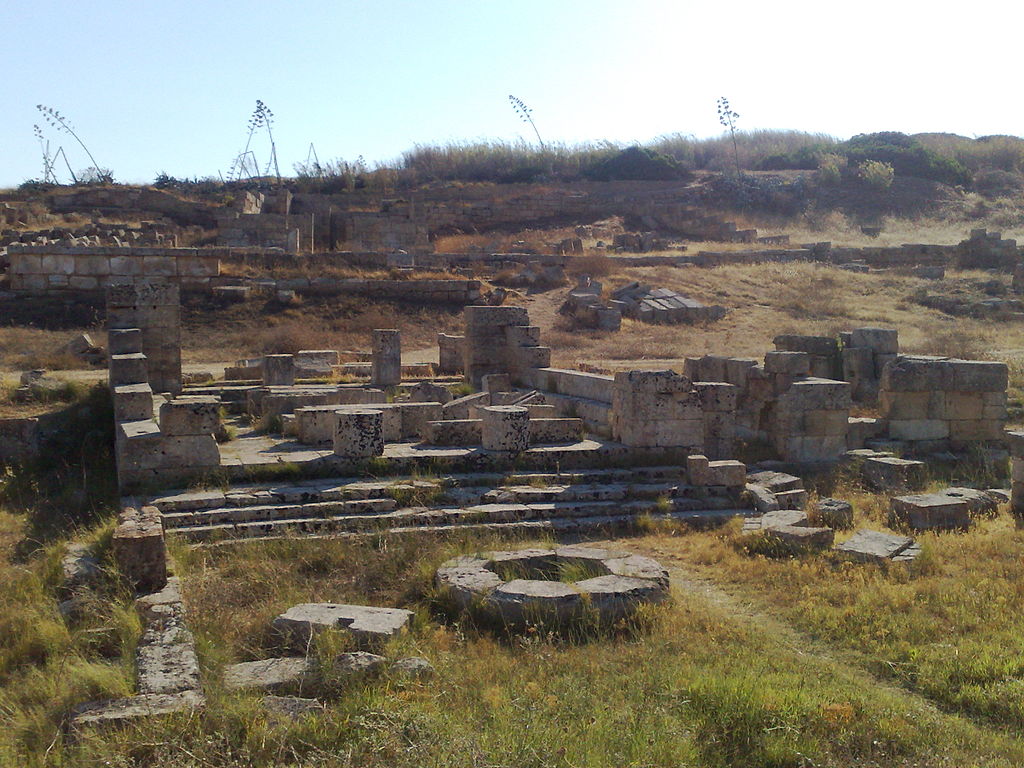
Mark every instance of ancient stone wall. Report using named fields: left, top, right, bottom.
left=7, top=244, right=220, bottom=293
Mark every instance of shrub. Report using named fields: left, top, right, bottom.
left=841, top=132, right=971, bottom=186
left=583, top=146, right=690, bottom=182
left=816, top=153, right=845, bottom=186
left=857, top=160, right=895, bottom=190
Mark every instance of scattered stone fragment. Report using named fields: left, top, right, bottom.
left=327, top=651, right=387, bottom=677
left=272, top=603, right=414, bottom=651
left=890, top=487, right=996, bottom=531
left=743, top=508, right=808, bottom=533
left=263, top=695, right=324, bottom=722
left=813, top=498, right=854, bottom=529
left=835, top=529, right=920, bottom=563
left=762, top=525, right=835, bottom=554
left=68, top=690, right=204, bottom=735
left=224, top=657, right=315, bottom=693
left=61, top=543, right=101, bottom=591
left=862, top=456, right=929, bottom=492
left=391, top=656, right=436, bottom=680
left=986, top=488, right=1011, bottom=503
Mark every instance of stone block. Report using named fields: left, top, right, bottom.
left=861, top=456, right=928, bottom=492
left=159, top=398, right=219, bottom=435
left=888, top=419, right=949, bottom=441
left=707, top=460, right=745, bottom=488
left=890, top=487, right=996, bottom=531
left=850, top=327, right=898, bottom=353
left=272, top=603, right=414, bottom=650
left=686, top=454, right=710, bottom=486
left=482, top=373, right=512, bottom=393
left=371, top=329, right=401, bottom=388
left=762, top=525, right=835, bottom=554
left=764, top=351, right=811, bottom=376
left=333, top=410, right=384, bottom=458
left=110, top=353, right=149, bottom=387
left=112, top=506, right=166, bottom=593
left=114, top=383, right=155, bottom=422
left=812, top=498, right=854, bottom=528
left=481, top=405, right=529, bottom=453
left=262, top=355, right=295, bottom=387
left=108, top=328, right=143, bottom=356
left=834, top=529, right=918, bottom=563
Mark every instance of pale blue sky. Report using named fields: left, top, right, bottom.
left=2, top=0, right=1021, bottom=187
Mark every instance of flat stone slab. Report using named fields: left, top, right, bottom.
left=862, top=457, right=929, bottom=492
left=391, top=656, right=435, bottom=679
left=835, top=529, right=919, bottom=563
left=263, top=695, right=325, bottom=721
left=890, top=487, right=996, bottom=531
left=272, top=604, right=414, bottom=650
left=763, top=524, right=835, bottom=554
left=743, top=508, right=809, bottom=532
left=435, top=547, right=669, bottom=628
left=68, top=690, right=204, bottom=734
left=224, top=657, right=315, bottom=692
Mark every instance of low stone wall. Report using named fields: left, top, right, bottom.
left=7, top=245, right=221, bottom=293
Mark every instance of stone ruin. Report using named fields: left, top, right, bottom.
left=45, top=273, right=1022, bottom=732
left=558, top=276, right=726, bottom=330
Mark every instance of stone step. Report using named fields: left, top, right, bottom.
left=161, top=498, right=400, bottom=529
left=168, top=498, right=751, bottom=542
left=177, top=507, right=757, bottom=545
left=144, top=466, right=690, bottom=514
left=160, top=480, right=735, bottom=530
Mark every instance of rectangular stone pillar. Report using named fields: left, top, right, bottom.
left=1011, top=431, right=1024, bottom=520
left=263, top=355, right=295, bottom=386
left=372, top=329, right=401, bottom=388
left=106, top=283, right=182, bottom=395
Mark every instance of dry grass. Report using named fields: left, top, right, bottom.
left=525, top=262, right=1022, bottom=373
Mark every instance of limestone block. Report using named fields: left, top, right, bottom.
left=813, top=498, right=854, bottom=528
left=774, top=334, right=839, bottom=357
left=443, top=391, right=489, bottom=420
left=850, top=327, right=898, bottom=353
left=371, top=329, right=401, bottom=388
left=142, top=256, right=176, bottom=276
left=707, top=460, right=745, bottom=488
left=333, top=410, right=384, bottom=458
left=108, top=328, right=143, bottom=356
left=890, top=487, right=995, bottom=531
left=943, top=360, right=1008, bottom=392
left=110, top=353, right=149, bottom=387
left=114, top=383, right=155, bottom=422
left=834, top=529, right=918, bottom=563
left=159, top=398, right=219, bottom=435
left=686, top=454, right=710, bottom=486
left=842, top=346, right=875, bottom=380
left=888, top=419, right=949, bottom=441
left=874, top=353, right=898, bottom=379
left=802, top=409, right=850, bottom=436
left=112, top=506, right=166, bottom=592
left=109, top=256, right=144, bottom=276
left=397, top=402, right=442, bottom=439
left=949, top=419, right=1003, bottom=443
left=481, top=405, right=530, bottom=452
left=695, top=382, right=738, bottom=412
left=880, top=355, right=948, bottom=391
left=272, top=603, right=414, bottom=650
left=262, top=355, right=295, bottom=387
left=763, top=525, right=835, bottom=554
left=69, top=275, right=99, bottom=290
left=861, top=457, right=929, bottom=491
left=408, top=381, right=453, bottom=405
left=422, top=419, right=482, bottom=446
left=482, top=373, right=512, bottom=393
left=778, top=378, right=851, bottom=411
left=527, top=418, right=583, bottom=444
left=68, top=691, right=204, bottom=734
left=764, top=351, right=811, bottom=376
left=846, top=417, right=887, bottom=450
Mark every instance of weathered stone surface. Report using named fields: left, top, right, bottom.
left=391, top=656, right=436, bottom=679
left=371, top=329, right=401, bottom=388
left=263, top=695, right=324, bottom=721
left=835, top=529, right=918, bottom=563
left=481, top=405, right=530, bottom=453
left=136, top=637, right=202, bottom=695
left=890, top=487, right=996, bottom=531
left=272, top=603, right=414, bottom=650
left=224, top=657, right=314, bottom=692
left=62, top=543, right=100, bottom=591
left=813, top=498, right=854, bottom=529
left=333, top=409, right=385, bottom=458
left=763, top=525, right=835, bottom=553
left=68, top=690, right=204, bottom=734
left=112, top=506, right=166, bottom=592
left=408, top=381, right=453, bottom=404
left=263, top=354, right=295, bottom=387
left=862, top=456, right=928, bottom=492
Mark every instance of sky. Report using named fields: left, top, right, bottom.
left=2, top=0, right=1023, bottom=187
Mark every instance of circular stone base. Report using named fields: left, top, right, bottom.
left=435, top=545, right=669, bottom=628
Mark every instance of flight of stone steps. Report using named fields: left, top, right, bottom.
left=142, top=466, right=756, bottom=545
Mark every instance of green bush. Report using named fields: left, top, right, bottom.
left=857, top=160, right=895, bottom=190
left=841, top=132, right=971, bottom=186
left=583, top=146, right=690, bottom=182
left=816, top=153, right=845, bottom=186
